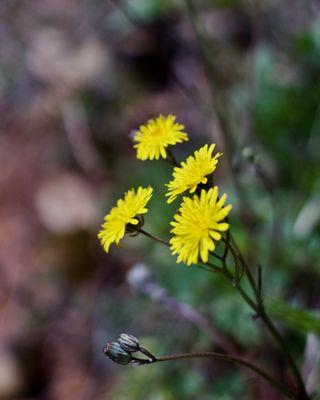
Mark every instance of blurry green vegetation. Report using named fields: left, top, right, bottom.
left=122, top=0, right=176, bottom=21
left=268, top=300, right=320, bottom=337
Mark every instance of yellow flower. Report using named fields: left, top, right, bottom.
left=166, top=144, right=222, bottom=203
left=133, top=114, right=188, bottom=161
left=170, top=187, right=232, bottom=265
left=98, top=186, right=153, bottom=253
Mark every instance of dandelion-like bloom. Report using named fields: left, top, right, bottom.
left=133, top=114, right=188, bottom=161
left=166, top=144, right=222, bottom=203
left=170, top=187, right=232, bottom=265
left=98, top=186, right=153, bottom=253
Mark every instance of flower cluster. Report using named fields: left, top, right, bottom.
left=98, top=114, right=232, bottom=265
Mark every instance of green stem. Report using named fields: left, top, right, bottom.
left=166, top=148, right=179, bottom=167
left=152, top=352, right=296, bottom=399
left=218, top=265, right=258, bottom=312
left=258, top=307, right=309, bottom=400
left=220, top=239, right=309, bottom=399
left=139, top=229, right=169, bottom=247
left=198, top=262, right=221, bottom=274
left=139, top=216, right=308, bottom=396
left=209, top=252, right=224, bottom=262
left=225, top=236, right=262, bottom=304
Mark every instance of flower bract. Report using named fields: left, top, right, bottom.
left=103, top=342, right=132, bottom=365
left=166, top=144, right=222, bottom=203
left=170, top=187, right=232, bottom=265
left=133, top=114, right=188, bottom=161
left=98, top=186, right=153, bottom=253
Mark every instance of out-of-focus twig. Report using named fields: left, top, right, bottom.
left=127, top=263, right=242, bottom=355
left=242, top=149, right=280, bottom=268
left=184, top=0, right=234, bottom=158
left=61, top=100, right=102, bottom=175
left=307, top=102, right=320, bottom=157
left=302, top=333, right=320, bottom=395
left=184, top=0, right=254, bottom=226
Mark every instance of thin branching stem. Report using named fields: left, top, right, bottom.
left=139, top=229, right=170, bottom=247
left=198, top=262, right=221, bottom=274
left=221, top=234, right=309, bottom=399
left=138, top=204, right=308, bottom=397
left=151, top=352, right=296, bottom=399
left=209, top=251, right=224, bottom=263
left=166, top=148, right=179, bottom=167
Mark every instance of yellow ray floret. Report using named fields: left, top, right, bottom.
left=170, top=187, right=232, bottom=266
left=133, top=114, right=188, bottom=161
left=98, top=186, right=153, bottom=253
left=166, top=144, right=222, bottom=203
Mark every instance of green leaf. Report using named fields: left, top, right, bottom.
left=267, top=300, right=320, bottom=336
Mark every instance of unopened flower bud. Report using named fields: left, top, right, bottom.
left=118, top=333, right=140, bottom=353
left=103, top=341, right=132, bottom=365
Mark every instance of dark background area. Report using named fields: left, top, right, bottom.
left=0, top=0, right=320, bottom=399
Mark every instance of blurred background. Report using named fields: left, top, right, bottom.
left=0, top=0, right=320, bottom=399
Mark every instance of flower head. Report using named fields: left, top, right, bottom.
left=98, top=186, right=153, bottom=253
left=118, top=333, right=140, bottom=353
left=103, top=342, right=132, bottom=365
left=133, top=114, right=188, bottom=161
left=166, top=144, right=222, bottom=203
left=170, top=187, right=232, bottom=265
